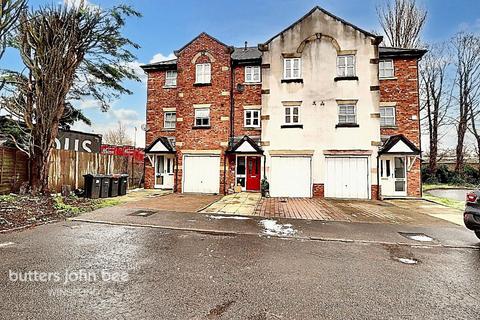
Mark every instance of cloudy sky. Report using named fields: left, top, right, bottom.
left=2, top=0, right=480, bottom=148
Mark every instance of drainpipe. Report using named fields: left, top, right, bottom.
left=223, top=154, right=227, bottom=195
left=376, top=153, right=380, bottom=200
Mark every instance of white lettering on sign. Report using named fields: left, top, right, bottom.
left=82, top=140, right=92, bottom=153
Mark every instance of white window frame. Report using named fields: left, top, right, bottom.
left=283, top=58, right=301, bottom=80
left=195, top=63, right=211, bottom=84
left=337, top=55, right=356, bottom=77
left=379, top=59, right=395, bottom=78
left=165, top=70, right=177, bottom=87
left=380, top=106, right=396, bottom=127
left=245, top=66, right=261, bottom=83
left=194, top=108, right=210, bottom=127
left=163, top=111, right=176, bottom=129
left=338, top=104, right=357, bottom=124
left=284, top=106, right=300, bottom=124
left=244, top=110, right=260, bottom=128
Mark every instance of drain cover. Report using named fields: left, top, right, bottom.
left=398, top=232, right=434, bottom=242
left=279, top=199, right=288, bottom=203
left=129, top=210, right=157, bottom=217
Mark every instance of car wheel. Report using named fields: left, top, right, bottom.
left=475, top=230, right=480, bottom=239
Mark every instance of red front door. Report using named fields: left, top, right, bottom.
left=246, top=157, right=261, bottom=191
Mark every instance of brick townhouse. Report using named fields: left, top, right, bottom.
left=141, top=6, right=426, bottom=199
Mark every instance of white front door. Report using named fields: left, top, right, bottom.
left=270, top=156, right=312, bottom=197
left=324, top=157, right=369, bottom=199
left=183, top=155, right=220, bottom=194
left=155, top=155, right=174, bottom=189
left=380, top=156, right=407, bottom=197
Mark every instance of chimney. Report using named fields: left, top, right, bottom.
left=244, top=41, right=248, bottom=50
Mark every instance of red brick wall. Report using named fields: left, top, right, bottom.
left=312, top=184, right=324, bottom=197
left=233, top=65, right=262, bottom=137
left=371, top=184, right=380, bottom=200
left=380, top=57, right=422, bottom=197
left=380, top=58, right=420, bottom=146
left=144, top=33, right=234, bottom=194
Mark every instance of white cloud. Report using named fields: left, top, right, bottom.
left=76, top=99, right=100, bottom=110
left=110, top=108, right=139, bottom=122
left=126, top=61, right=147, bottom=83
left=149, top=52, right=176, bottom=63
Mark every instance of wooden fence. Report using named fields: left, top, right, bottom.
left=0, top=147, right=144, bottom=194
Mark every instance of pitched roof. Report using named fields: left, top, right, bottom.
left=144, top=137, right=175, bottom=153
left=174, top=32, right=234, bottom=55
left=140, top=59, right=177, bottom=71
left=231, top=46, right=262, bottom=61
left=379, top=134, right=421, bottom=155
left=379, top=46, right=427, bottom=58
left=226, top=135, right=263, bottom=154
left=261, top=6, right=382, bottom=46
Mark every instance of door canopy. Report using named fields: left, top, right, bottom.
left=379, top=135, right=420, bottom=155
left=226, top=135, right=263, bottom=154
left=145, top=137, right=176, bottom=154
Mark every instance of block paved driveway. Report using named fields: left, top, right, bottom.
left=121, top=193, right=222, bottom=213
left=252, top=197, right=462, bottom=225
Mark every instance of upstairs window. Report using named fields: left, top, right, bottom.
left=195, top=63, right=211, bottom=84
left=244, top=110, right=260, bottom=127
left=165, top=70, right=177, bottom=87
left=194, top=108, right=210, bottom=127
left=337, top=55, right=355, bottom=77
left=285, top=106, right=299, bottom=124
left=379, top=59, right=395, bottom=78
left=164, top=111, right=176, bottom=129
left=283, top=58, right=301, bottom=79
left=380, top=106, right=396, bottom=126
left=245, top=66, right=261, bottom=83
left=338, top=105, right=356, bottom=124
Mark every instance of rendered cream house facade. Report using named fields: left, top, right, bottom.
left=260, top=7, right=383, bottom=198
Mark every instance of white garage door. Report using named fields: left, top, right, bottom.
left=183, top=155, right=220, bottom=194
left=325, top=157, right=369, bottom=199
left=270, top=157, right=312, bottom=197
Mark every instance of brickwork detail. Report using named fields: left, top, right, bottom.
left=312, top=184, right=324, bottom=198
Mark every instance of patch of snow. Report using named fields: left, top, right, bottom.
left=259, top=219, right=296, bottom=236
left=0, top=242, right=15, bottom=248
left=408, top=235, right=433, bottom=242
left=207, top=215, right=250, bottom=220
left=395, top=257, right=418, bottom=265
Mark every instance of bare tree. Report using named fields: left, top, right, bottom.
left=420, top=43, right=452, bottom=175
left=1, top=2, right=141, bottom=193
left=377, top=0, right=427, bottom=48
left=451, top=32, right=480, bottom=173
left=103, top=121, right=133, bottom=146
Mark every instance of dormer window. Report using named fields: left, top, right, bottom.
left=195, top=63, right=211, bottom=84
left=165, top=70, right=177, bottom=87
left=337, top=55, right=355, bottom=77
left=283, top=58, right=301, bottom=79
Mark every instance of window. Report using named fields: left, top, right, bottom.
left=165, top=70, right=177, bottom=87
left=236, top=156, right=246, bottom=188
left=283, top=58, right=301, bottom=79
left=244, top=110, right=260, bottom=127
left=194, top=108, right=210, bottom=127
left=380, top=106, right=396, bottom=127
left=337, top=55, right=355, bottom=77
left=245, top=66, right=261, bottom=83
left=338, top=105, right=356, bottom=124
left=164, top=111, right=176, bottom=129
left=379, top=59, right=394, bottom=78
left=195, top=63, right=211, bottom=84
left=285, top=106, right=299, bottom=124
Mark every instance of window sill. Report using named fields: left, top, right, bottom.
left=162, top=128, right=176, bottom=132
left=380, top=125, right=398, bottom=129
left=193, top=83, right=211, bottom=87
left=281, top=78, right=303, bottom=83
left=244, top=82, right=262, bottom=85
left=192, top=125, right=211, bottom=129
left=244, top=126, right=261, bottom=130
left=281, top=124, right=303, bottom=129
left=163, top=85, right=177, bottom=89
left=334, top=76, right=359, bottom=82
left=379, top=77, right=397, bottom=80
left=335, top=123, right=359, bottom=128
